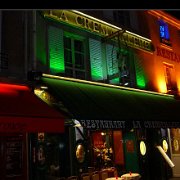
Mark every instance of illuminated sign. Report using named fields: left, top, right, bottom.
left=156, top=46, right=180, bottom=63
left=79, top=120, right=126, bottom=129
left=79, top=120, right=180, bottom=129
left=42, top=10, right=153, bottom=52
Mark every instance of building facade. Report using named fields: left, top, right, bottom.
left=0, top=10, right=180, bottom=180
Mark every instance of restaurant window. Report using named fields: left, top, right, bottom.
left=170, top=128, right=180, bottom=154
left=92, top=131, right=114, bottom=169
left=159, top=20, right=171, bottom=46
left=48, top=26, right=87, bottom=79
left=64, top=34, right=86, bottom=80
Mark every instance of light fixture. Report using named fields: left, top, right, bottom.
left=101, top=132, right=106, bottom=136
left=140, top=141, right=146, bottom=156
left=162, top=139, right=168, bottom=153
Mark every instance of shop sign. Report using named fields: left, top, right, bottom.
left=133, top=121, right=180, bottom=128
left=156, top=46, right=180, bottom=63
left=43, top=10, right=153, bottom=52
left=79, top=120, right=180, bottom=129
left=79, top=120, right=126, bottom=129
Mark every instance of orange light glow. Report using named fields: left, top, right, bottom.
left=148, top=10, right=180, bottom=29
left=157, top=79, right=167, bottom=93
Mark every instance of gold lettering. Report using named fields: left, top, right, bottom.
left=76, top=16, right=83, bottom=26
left=60, top=11, right=68, bottom=21
left=156, top=46, right=162, bottom=56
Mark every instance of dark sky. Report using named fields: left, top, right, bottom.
left=165, top=10, right=180, bottom=20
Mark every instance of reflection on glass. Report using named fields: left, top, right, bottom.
left=76, top=144, right=85, bottom=163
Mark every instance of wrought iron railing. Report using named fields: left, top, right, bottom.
left=0, top=52, right=8, bottom=69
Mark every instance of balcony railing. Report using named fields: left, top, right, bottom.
left=0, top=52, right=8, bottom=69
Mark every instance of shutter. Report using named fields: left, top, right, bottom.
left=89, top=38, right=103, bottom=81
left=106, top=44, right=119, bottom=84
left=134, top=54, right=146, bottom=88
left=48, top=26, right=65, bottom=74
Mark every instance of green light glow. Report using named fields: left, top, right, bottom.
left=134, top=56, right=146, bottom=88
left=48, top=26, right=65, bottom=74
left=106, top=44, right=119, bottom=77
left=110, top=77, right=120, bottom=85
left=89, top=38, right=103, bottom=80
left=136, top=73, right=146, bottom=88
left=36, top=18, right=46, bottom=66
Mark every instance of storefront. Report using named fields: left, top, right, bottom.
left=0, top=82, right=65, bottom=180
left=32, top=73, right=180, bottom=179
left=32, top=10, right=180, bottom=179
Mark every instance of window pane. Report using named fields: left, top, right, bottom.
left=75, top=53, right=85, bottom=69
left=64, top=37, right=71, bottom=49
left=75, top=70, right=85, bottom=80
left=65, top=68, right=73, bottom=78
left=74, top=40, right=84, bottom=52
left=64, top=50, right=73, bottom=67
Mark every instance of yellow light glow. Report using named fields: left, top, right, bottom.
left=162, top=140, right=168, bottom=153
left=148, top=10, right=180, bottom=29
left=101, top=132, right=106, bottom=136
left=157, top=80, right=167, bottom=94
left=140, top=141, right=146, bottom=156
left=72, top=10, right=152, bottom=42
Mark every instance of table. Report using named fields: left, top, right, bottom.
left=106, top=177, right=124, bottom=180
left=121, top=173, right=141, bottom=180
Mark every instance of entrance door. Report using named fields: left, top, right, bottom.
left=0, top=133, right=27, bottom=180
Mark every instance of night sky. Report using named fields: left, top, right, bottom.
left=165, top=10, right=180, bottom=20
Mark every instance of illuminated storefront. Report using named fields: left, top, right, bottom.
left=33, top=10, right=180, bottom=179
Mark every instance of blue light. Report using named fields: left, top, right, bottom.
left=159, top=20, right=170, bottom=40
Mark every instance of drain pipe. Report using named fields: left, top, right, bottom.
left=24, top=11, right=28, bottom=77
left=32, top=10, right=37, bottom=71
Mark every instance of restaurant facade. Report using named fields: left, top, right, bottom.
left=1, top=10, right=180, bottom=180
left=30, top=10, right=180, bottom=180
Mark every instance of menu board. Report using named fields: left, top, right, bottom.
left=5, top=136, right=23, bottom=177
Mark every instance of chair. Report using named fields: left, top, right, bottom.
left=80, top=173, right=91, bottom=180
left=57, top=177, right=66, bottom=180
left=67, top=176, right=79, bottom=180
left=47, top=176, right=66, bottom=180
left=99, top=169, right=108, bottom=180
left=91, top=171, right=100, bottom=180
left=88, top=167, right=95, bottom=173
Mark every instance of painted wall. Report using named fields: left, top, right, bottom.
left=145, top=11, right=180, bottom=94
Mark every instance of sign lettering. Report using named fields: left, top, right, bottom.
left=79, top=120, right=180, bottom=129
left=156, top=46, right=180, bottom=63
left=43, top=10, right=153, bottom=52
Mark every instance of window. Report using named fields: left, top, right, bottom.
left=64, top=36, right=86, bottom=80
left=163, top=64, right=173, bottom=92
left=159, top=20, right=171, bottom=46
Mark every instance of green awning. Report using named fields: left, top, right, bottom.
left=40, top=75, right=180, bottom=129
